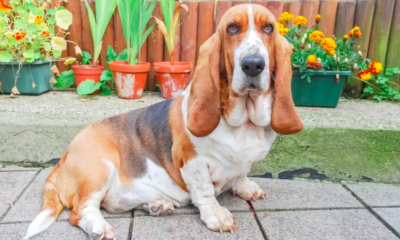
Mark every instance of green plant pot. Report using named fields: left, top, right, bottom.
left=0, top=60, right=53, bottom=95
left=291, top=70, right=351, bottom=108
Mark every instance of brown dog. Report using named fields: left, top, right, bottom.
left=25, top=4, right=302, bottom=239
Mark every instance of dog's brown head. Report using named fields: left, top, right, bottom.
left=186, top=4, right=303, bottom=137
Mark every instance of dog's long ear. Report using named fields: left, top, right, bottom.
left=271, top=35, right=303, bottom=134
left=187, top=33, right=222, bottom=137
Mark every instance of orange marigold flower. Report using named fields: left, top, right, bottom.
left=35, top=16, right=44, bottom=25
left=41, top=29, right=50, bottom=37
left=343, top=34, right=348, bottom=41
left=279, top=12, right=293, bottom=23
left=370, top=61, right=383, bottom=74
left=307, top=55, right=318, bottom=66
left=293, top=16, right=307, bottom=26
left=315, top=14, right=321, bottom=23
left=277, top=23, right=289, bottom=35
left=0, top=0, right=12, bottom=13
left=358, top=70, right=372, bottom=81
left=321, top=38, right=337, bottom=56
left=349, top=26, right=362, bottom=38
left=14, top=31, right=27, bottom=41
left=309, top=30, right=324, bottom=42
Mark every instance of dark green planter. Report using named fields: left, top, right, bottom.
left=292, top=70, right=351, bottom=108
left=0, top=60, right=53, bottom=95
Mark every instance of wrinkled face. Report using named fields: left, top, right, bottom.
left=221, top=5, right=276, bottom=96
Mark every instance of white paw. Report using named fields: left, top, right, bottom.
left=82, top=219, right=116, bottom=240
left=143, top=199, right=174, bottom=216
left=200, top=205, right=237, bottom=233
left=232, top=180, right=267, bottom=201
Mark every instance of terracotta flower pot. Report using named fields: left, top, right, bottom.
left=72, top=65, right=104, bottom=95
left=154, top=62, right=192, bottom=99
left=109, top=61, right=150, bottom=99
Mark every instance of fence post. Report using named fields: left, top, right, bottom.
left=216, top=0, right=232, bottom=29
left=64, top=0, right=83, bottom=60
left=300, top=0, right=320, bottom=28
left=181, top=1, right=199, bottom=80
left=285, top=0, right=302, bottom=19
left=266, top=0, right=285, bottom=20
left=334, top=0, right=356, bottom=38
left=318, top=0, right=339, bottom=37
left=197, top=0, right=215, bottom=60
left=385, top=0, right=400, bottom=92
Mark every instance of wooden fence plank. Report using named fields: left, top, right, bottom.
left=100, top=17, right=115, bottom=67
left=266, top=0, right=285, bottom=20
left=318, top=0, right=338, bottom=37
left=285, top=0, right=302, bottom=18
left=232, top=0, right=248, bottom=6
left=334, top=0, right=356, bottom=38
left=147, top=3, right=164, bottom=91
left=368, top=0, right=395, bottom=68
left=215, top=0, right=232, bottom=29
left=197, top=1, right=215, bottom=59
left=114, top=10, right=127, bottom=55
left=64, top=0, right=83, bottom=59
left=385, top=0, right=400, bottom=91
left=81, top=0, right=95, bottom=60
left=344, top=0, right=375, bottom=99
left=181, top=1, right=199, bottom=80
left=300, top=0, right=320, bottom=28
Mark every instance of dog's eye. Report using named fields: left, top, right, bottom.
left=227, top=24, right=240, bottom=35
left=263, top=24, right=274, bottom=34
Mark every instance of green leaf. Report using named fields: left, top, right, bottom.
left=116, top=49, right=128, bottom=61
left=47, top=17, right=56, bottom=25
left=55, top=10, right=73, bottom=30
left=55, top=69, right=76, bottom=88
left=27, top=24, right=38, bottom=34
left=0, top=51, right=13, bottom=62
left=23, top=49, right=34, bottom=59
left=43, top=42, right=51, bottom=51
left=100, top=70, right=113, bottom=82
left=77, top=80, right=102, bottom=95
left=107, top=46, right=117, bottom=62
left=34, top=52, right=41, bottom=59
left=53, top=50, right=62, bottom=58
left=34, top=8, right=45, bottom=16
left=46, top=9, right=56, bottom=16
left=82, top=51, right=92, bottom=64
left=100, top=85, right=112, bottom=96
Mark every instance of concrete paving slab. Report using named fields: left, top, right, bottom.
left=131, top=212, right=263, bottom=240
left=258, top=209, right=398, bottom=240
left=2, top=168, right=131, bottom=223
left=134, top=190, right=249, bottom=217
left=0, top=167, right=42, bottom=172
left=374, top=208, right=400, bottom=234
left=347, top=183, right=400, bottom=207
left=250, top=178, right=362, bottom=210
left=0, top=170, right=37, bottom=216
left=0, top=218, right=131, bottom=240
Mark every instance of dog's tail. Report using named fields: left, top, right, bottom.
left=24, top=153, right=66, bottom=239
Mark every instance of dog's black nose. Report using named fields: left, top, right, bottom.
left=241, top=55, right=265, bottom=77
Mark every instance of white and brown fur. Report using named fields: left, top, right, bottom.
left=25, top=4, right=303, bottom=239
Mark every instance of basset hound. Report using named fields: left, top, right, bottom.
left=25, top=4, right=303, bottom=239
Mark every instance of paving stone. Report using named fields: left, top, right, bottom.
left=0, top=167, right=42, bottom=172
left=258, top=209, right=398, bottom=240
left=374, top=208, right=400, bottom=234
left=2, top=168, right=131, bottom=223
left=0, top=170, right=37, bottom=218
left=0, top=218, right=131, bottom=240
left=250, top=178, right=361, bottom=210
left=132, top=212, right=263, bottom=240
left=347, top=183, right=400, bottom=207
left=134, top=190, right=249, bottom=216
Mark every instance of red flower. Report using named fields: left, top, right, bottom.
left=0, top=0, right=12, bottom=13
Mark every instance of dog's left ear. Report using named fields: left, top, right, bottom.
left=187, top=33, right=222, bottom=137
left=271, top=35, right=304, bottom=134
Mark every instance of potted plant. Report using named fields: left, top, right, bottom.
left=0, top=0, right=72, bottom=96
left=72, top=0, right=117, bottom=94
left=154, top=0, right=191, bottom=99
left=109, top=0, right=157, bottom=99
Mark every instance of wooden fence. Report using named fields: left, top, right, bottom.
left=56, top=0, right=399, bottom=97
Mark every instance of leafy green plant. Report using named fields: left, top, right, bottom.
left=362, top=68, right=400, bottom=101
left=156, top=0, right=188, bottom=65
left=83, top=0, right=117, bottom=65
left=118, top=0, right=157, bottom=65
left=0, top=0, right=73, bottom=94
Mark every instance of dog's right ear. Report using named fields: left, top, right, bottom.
left=187, top=33, right=222, bottom=137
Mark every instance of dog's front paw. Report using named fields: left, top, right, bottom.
left=232, top=180, right=266, bottom=201
left=200, top=205, right=237, bottom=233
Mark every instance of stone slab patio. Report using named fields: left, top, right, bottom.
left=1, top=167, right=400, bottom=240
